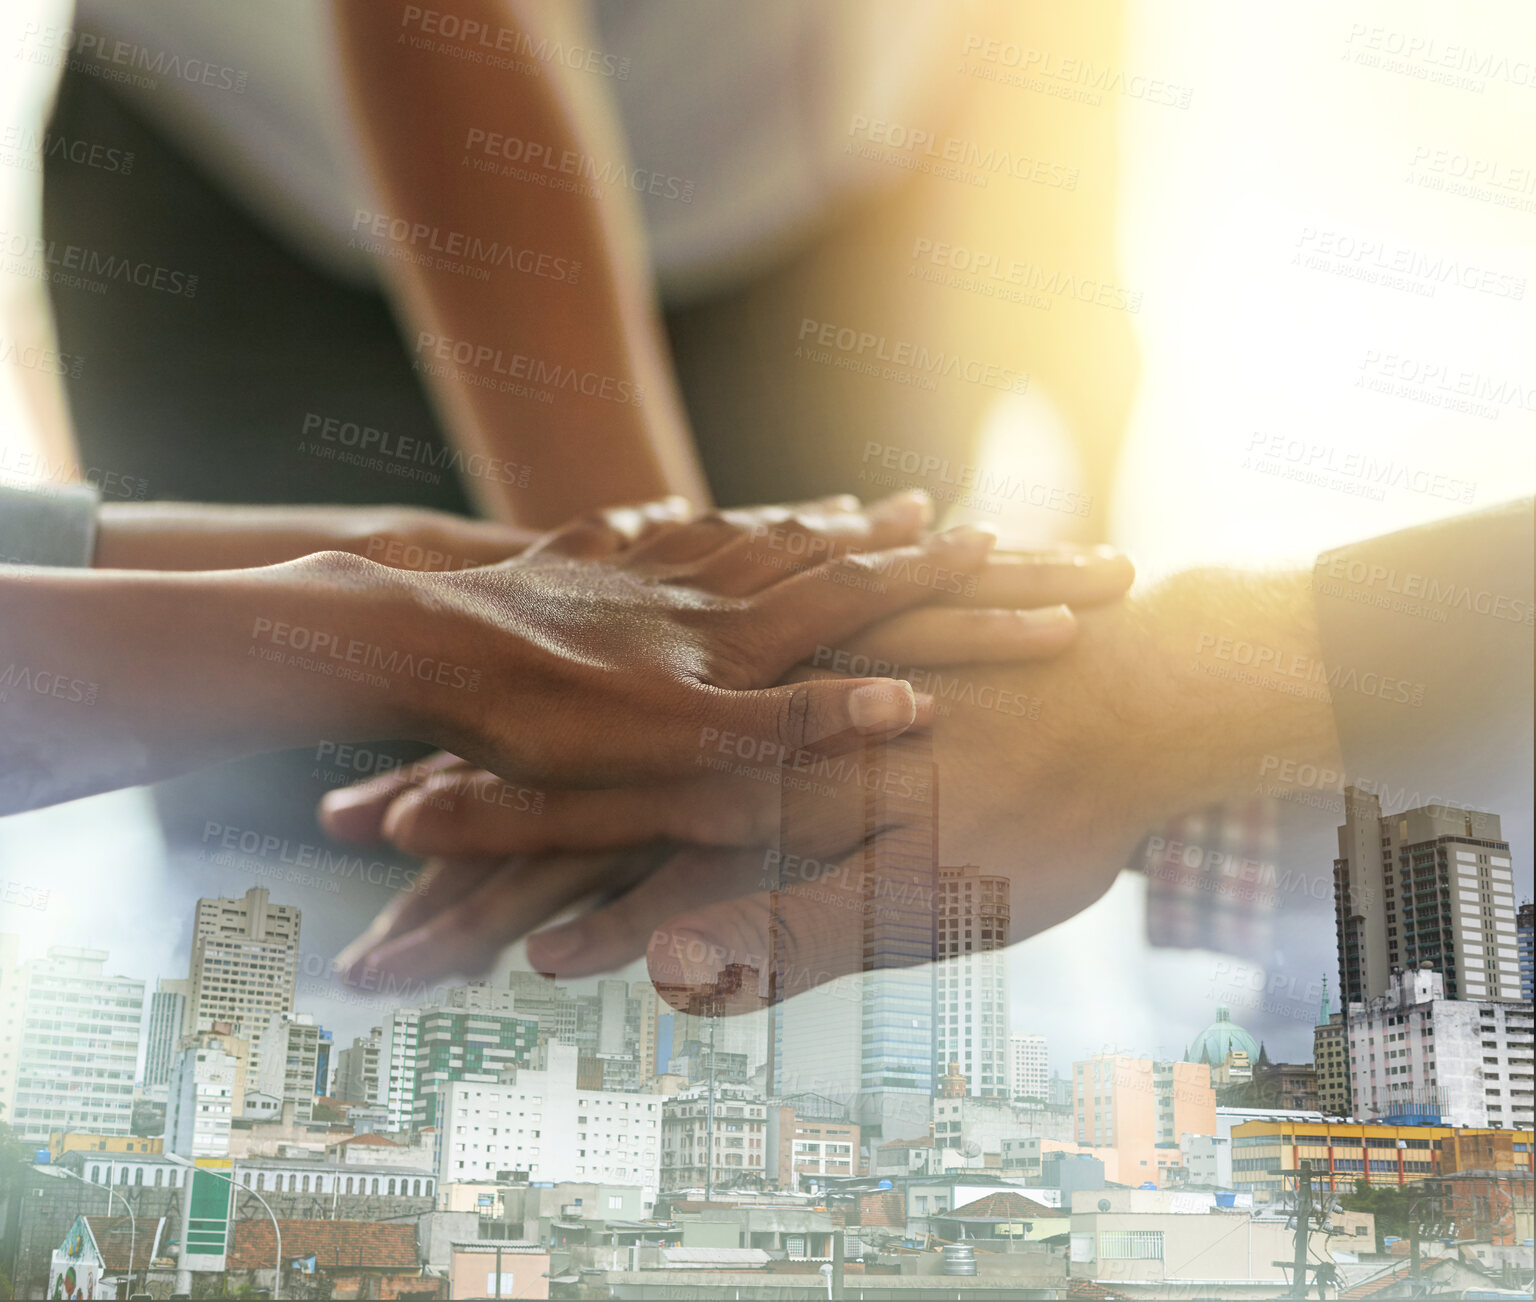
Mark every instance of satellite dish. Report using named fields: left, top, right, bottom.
left=962, top=1141, right=982, bottom=1158
left=1097, top=1199, right=1112, bottom=1212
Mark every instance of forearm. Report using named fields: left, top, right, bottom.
left=0, top=555, right=443, bottom=812
left=94, top=502, right=534, bottom=571
left=332, top=0, right=708, bottom=525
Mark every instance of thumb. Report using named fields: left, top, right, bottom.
left=708, top=677, right=921, bottom=762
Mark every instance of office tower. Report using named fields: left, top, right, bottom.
left=187, top=887, right=300, bottom=1061
left=435, top=1042, right=663, bottom=1207
left=1346, top=965, right=1534, bottom=1129
left=1073, top=1053, right=1216, bottom=1184
left=933, top=864, right=1010, bottom=1098
left=9, top=947, right=144, bottom=1143
left=1009, top=1034, right=1049, bottom=1103
left=385, top=1008, right=420, bottom=1131
left=142, top=977, right=191, bottom=1090
left=0, top=933, right=23, bottom=1122
left=1313, top=978, right=1351, bottom=1117
left=671, top=1005, right=770, bottom=1080
left=413, top=1007, right=540, bottom=1128
left=1519, top=902, right=1534, bottom=1001
left=1333, top=787, right=1518, bottom=1003
left=314, top=1027, right=333, bottom=1096
left=164, top=1036, right=238, bottom=1157
left=255, top=1011, right=324, bottom=1123
left=771, top=731, right=938, bottom=1142
left=336, top=1027, right=383, bottom=1105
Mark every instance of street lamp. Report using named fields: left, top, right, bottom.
left=49, top=1164, right=136, bottom=1293
left=165, top=1154, right=282, bottom=1292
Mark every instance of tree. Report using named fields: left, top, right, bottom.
left=1340, top=1178, right=1416, bottom=1250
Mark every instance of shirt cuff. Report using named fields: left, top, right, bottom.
left=0, top=480, right=102, bottom=568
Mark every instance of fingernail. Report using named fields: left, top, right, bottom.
left=1019, top=603, right=1074, bottom=625
left=528, top=926, right=580, bottom=966
left=937, top=523, right=996, bottom=549
left=876, top=490, right=932, bottom=526
left=847, top=680, right=916, bottom=732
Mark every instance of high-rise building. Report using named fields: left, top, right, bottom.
left=1519, top=901, right=1534, bottom=1002
left=771, top=732, right=937, bottom=1142
left=413, top=1006, right=540, bottom=1128
left=141, top=978, right=190, bottom=1091
left=187, top=887, right=300, bottom=1062
left=385, top=1008, right=420, bottom=1132
left=0, top=933, right=24, bottom=1122
left=661, top=1081, right=768, bottom=1192
left=1346, top=964, right=1534, bottom=1129
left=1009, top=1034, right=1049, bottom=1103
left=1073, top=1053, right=1217, bottom=1186
left=336, top=1026, right=383, bottom=1105
left=10, top=947, right=144, bottom=1143
left=935, top=864, right=1010, bottom=1098
left=314, top=1027, right=333, bottom=1097
left=435, top=1042, right=662, bottom=1206
left=254, top=1011, right=324, bottom=1123
left=164, top=1035, right=238, bottom=1157
left=1333, top=788, right=1519, bottom=1004
left=1314, top=976, right=1351, bottom=1118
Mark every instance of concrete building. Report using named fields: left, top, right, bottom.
left=1072, top=1053, right=1217, bottom=1188
left=1177, top=1133, right=1228, bottom=1187
left=335, top=1026, right=383, bottom=1105
left=1000, top=1135, right=1042, bottom=1179
left=661, top=1081, right=768, bottom=1192
left=1520, top=901, right=1534, bottom=1001
left=140, top=978, right=189, bottom=1091
left=9, top=947, right=144, bottom=1143
left=163, top=1039, right=237, bottom=1157
left=385, top=1007, right=420, bottom=1131
left=254, top=1011, right=323, bottom=1124
left=0, top=933, right=23, bottom=1124
left=933, top=1093, right=1074, bottom=1165
left=414, top=1006, right=540, bottom=1128
left=435, top=1042, right=661, bottom=1206
left=1314, top=978, right=1351, bottom=1117
left=186, top=887, right=300, bottom=1062
left=1229, top=1117, right=1535, bottom=1202
left=934, top=864, right=1010, bottom=1098
left=1346, top=964, right=1534, bottom=1128
left=770, top=732, right=937, bottom=1143
left=765, top=1100, right=859, bottom=1191
left=1010, top=1033, right=1048, bottom=1103
left=1333, top=788, right=1519, bottom=1004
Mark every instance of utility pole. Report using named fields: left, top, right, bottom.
left=1290, top=1159, right=1314, bottom=1299
left=704, top=1009, right=717, bottom=1203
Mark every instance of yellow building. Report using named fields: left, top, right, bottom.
left=47, top=1132, right=163, bottom=1161
left=1231, top=1120, right=1534, bottom=1202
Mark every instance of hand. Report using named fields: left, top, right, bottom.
left=331, top=568, right=1341, bottom=1002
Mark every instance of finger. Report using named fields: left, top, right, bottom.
left=947, top=546, right=1134, bottom=609
left=527, top=844, right=778, bottom=978
left=743, top=526, right=996, bottom=670
left=355, top=847, right=669, bottom=985
left=695, top=676, right=934, bottom=766
left=318, top=751, right=466, bottom=844
left=382, top=771, right=779, bottom=858
left=817, top=605, right=1078, bottom=669
left=332, top=854, right=505, bottom=982
left=520, top=497, right=691, bottom=559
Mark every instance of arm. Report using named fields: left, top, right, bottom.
left=331, top=0, right=707, bottom=525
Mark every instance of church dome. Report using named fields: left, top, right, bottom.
left=1186, top=1005, right=1261, bottom=1065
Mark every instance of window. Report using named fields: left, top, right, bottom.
left=1099, top=1231, right=1164, bottom=1260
